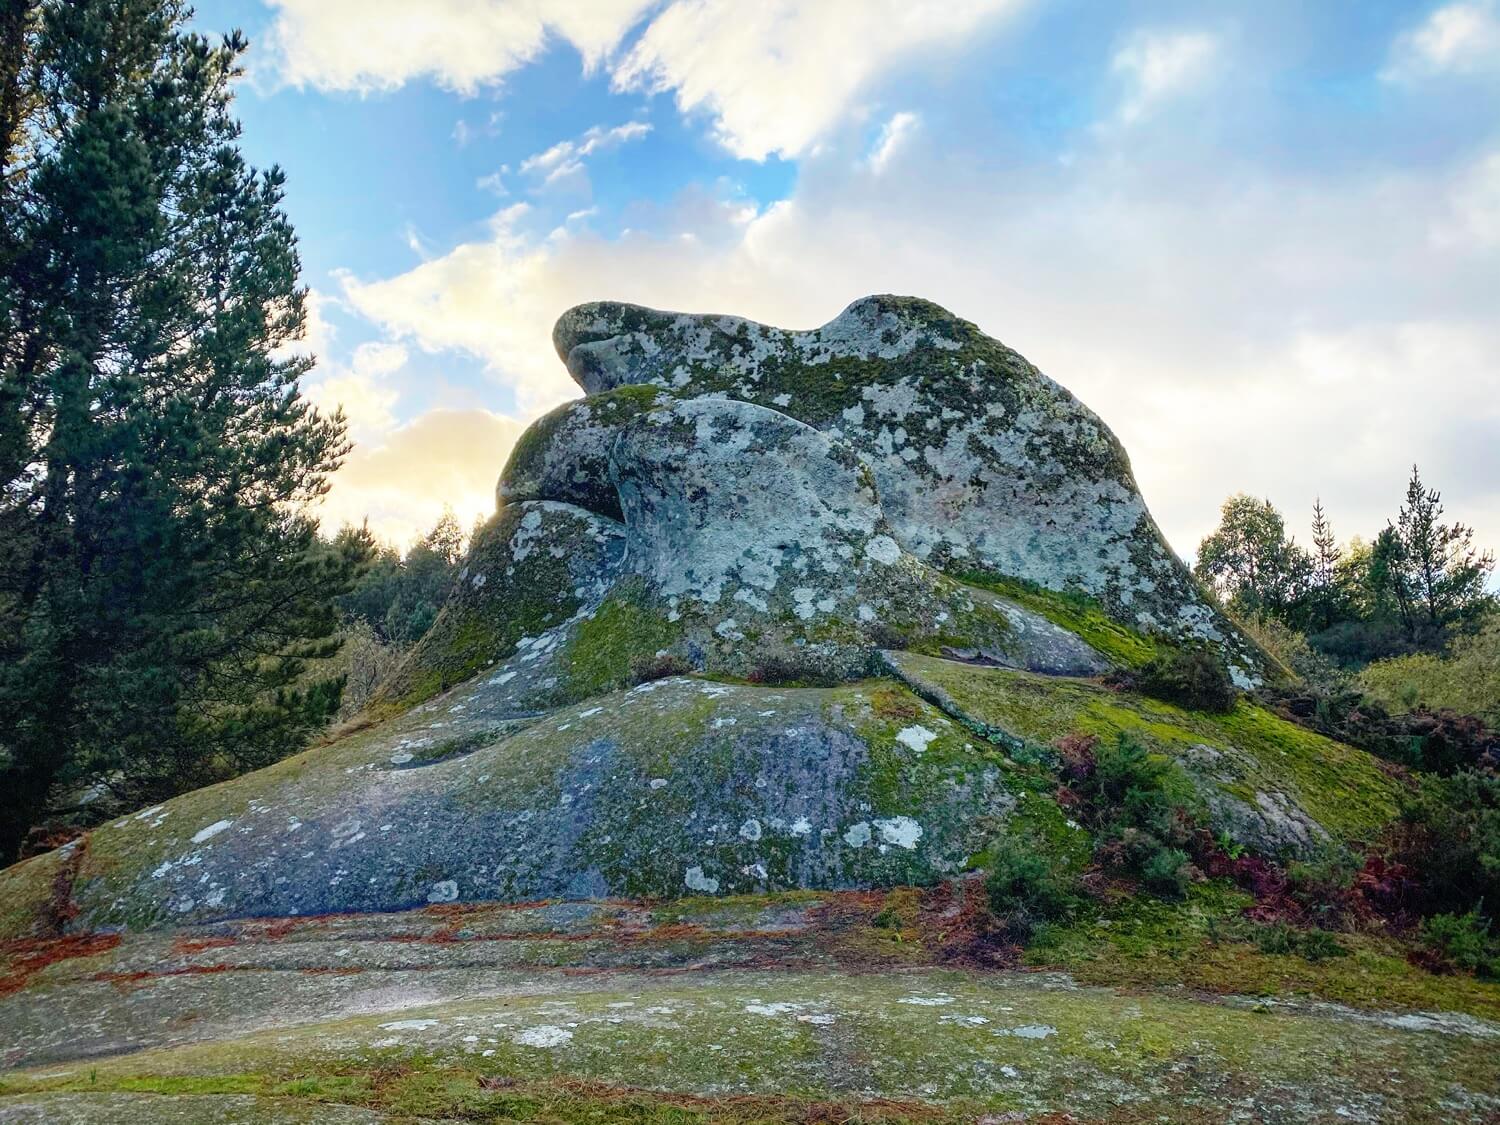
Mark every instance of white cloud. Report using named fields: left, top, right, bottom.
left=1111, top=29, right=1221, bottom=123
left=261, top=0, right=1023, bottom=162
left=611, top=0, right=1022, bottom=160
left=314, top=408, right=526, bottom=547
left=262, top=0, right=658, bottom=94
left=866, top=112, right=920, bottom=174
left=1434, top=151, right=1500, bottom=248
left=303, top=340, right=406, bottom=442
left=518, top=121, right=652, bottom=187
left=1384, top=1, right=1500, bottom=81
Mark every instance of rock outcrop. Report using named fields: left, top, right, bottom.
left=4, top=295, right=1395, bottom=942
left=540, top=295, right=1261, bottom=683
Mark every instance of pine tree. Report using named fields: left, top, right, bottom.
left=1387, top=465, right=1495, bottom=645
left=1306, top=497, right=1342, bottom=631
left=0, top=0, right=366, bottom=857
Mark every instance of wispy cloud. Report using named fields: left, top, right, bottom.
left=1384, top=1, right=1500, bottom=81
left=612, top=0, right=1024, bottom=160
left=518, top=121, right=652, bottom=187
left=866, top=112, right=920, bottom=175
left=1111, top=29, right=1221, bottom=124
left=261, top=0, right=658, bottom=94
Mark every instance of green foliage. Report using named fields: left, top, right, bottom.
left=984, top=831, right=1082, bottom=936
left=1394, top=770, right=1500, bottom=920
left=1201, top=471, right=1496, bottom=668
left=1359, top=618, right=1500, bottom=726
left=1138, top=845, right=1193, bottom=897
left=337, top=509, right=466, bottom=648
left=0, top=1, right=361, bottom=857
left=1422, top=911, right=1499, bottom=977
left=1130, top=646, right=1238, bottom=713
left=1195, top=494, right=1312, bottom=620
left=1245, top=920, right=1349, bottom=962
left=1378, top=466, right=1496, bottom=647
left=1067, top=734, right=1202, bottom=899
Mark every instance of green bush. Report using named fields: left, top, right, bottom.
left=1359, top=618, right=1500, bottom=725
left=1131, top=647, right=1238, bottom=713
left=1065, top=733, right=1203, bottom=900
left=1422, top=911, right=1498, bottom=977
left=1139, top=846, right=1193, bottom=898
left=1244, top=921, right=1349, bottom=962
left=1395, top=770, right=1500, bottom=917
left=984, top=833, right=1082, bottom=937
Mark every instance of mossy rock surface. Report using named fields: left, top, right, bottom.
left=552, top=295, right=1266, bottom=682
left=371, top=500, right=624, bottom=713
left=3, top=960, right=1496, bottom=1123
left=887, top=651, right=1403, bottom=853
left=0, top=673, right=1028, bottom=935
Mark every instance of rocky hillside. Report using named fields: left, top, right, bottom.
left=0, top=297, right=1494, bottom=1123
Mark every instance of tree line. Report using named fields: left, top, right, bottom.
left=1194, top=466, right=1496, bottom=666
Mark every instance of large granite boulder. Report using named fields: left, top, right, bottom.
left=547, top=295, right=1262, bottom=683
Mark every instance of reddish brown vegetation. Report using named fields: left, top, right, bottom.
left=0, top=933, right=120, bottom=997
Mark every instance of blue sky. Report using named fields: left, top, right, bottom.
left=191, top=1, right=1500, bottom=558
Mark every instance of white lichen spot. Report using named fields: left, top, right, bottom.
left=513, top=1025, right=573, bottom=1048
left=744, top=1001, right=801, bottom=1016
left=895, top=725, right=937, bottom=754
left=790, top=816, right=813, bottom=836
left=873, top=816, right=923, bottom=850
left=684, top=865, right=720, bottom=893
left=191, top=819, right=232, bottom=844
left=865, top=535, right=901, bottom=565
left=738, top=818, right=763, bottom=842
left=427, top=879, right=459, bottom=903
left=998, top=1024, right=1057, bottom=1039
left=843, top=821, right=872, bottom=847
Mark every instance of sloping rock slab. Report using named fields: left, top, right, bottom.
left=2, top=967, right=1496, bottom=1123
left=1, top=678, right=1017, bottom=934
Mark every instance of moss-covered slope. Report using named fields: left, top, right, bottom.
left=887, top=651, right=1402, bottom=853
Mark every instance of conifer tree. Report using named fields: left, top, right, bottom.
left=0, top=0, right=366, bottom=857
left=1306, top=497, right=1342, bottom=631
left=1385, top=465, right=1495, bottom=644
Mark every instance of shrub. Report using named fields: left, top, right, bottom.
left=1246, top=921, right=1348, bottom=961
left=628, top=652, right=694, bottom=685
left=984, top=833, right=1082, bottom=937
left=1422, top=911, right=1498, bottom=977
left=1393, top=769, right=1500, bottom=918
left=1285, top=844, right=1362, bottom=926
left=1139, top=846, right=1193, bottom=898
left=1359, top=618, right=1500, bottom=726
left=1130, top=647, right=1237, bottom=713
left=1062, top=733, right=1203, bottom=899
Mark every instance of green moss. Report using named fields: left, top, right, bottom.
left=957, top=571, right=1162, bottom=668
left=7, top=966, right=1496, bottom=1123
left=375, top=505, right=611, bottom=715
left=1027, top=881, right=1500, bottom=1021
left=563, top=577, right=684, bottom=699
left=890, top=653, right=1401, bottom=846
left=0, top=849, right=65, bottom=940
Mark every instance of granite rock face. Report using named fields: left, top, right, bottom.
left=541, top=295, right=1262, bottom=684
